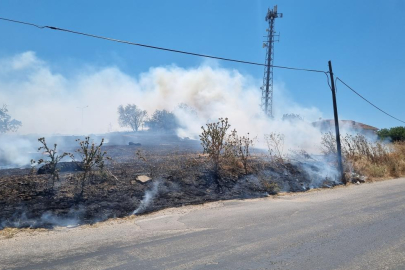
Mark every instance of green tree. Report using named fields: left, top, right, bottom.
left=377, top=126, right=405, bottom=142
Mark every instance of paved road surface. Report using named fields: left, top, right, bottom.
left=1, top=178, right=405, bottom=270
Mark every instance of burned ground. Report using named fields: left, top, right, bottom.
left=0, top=133, right=338, bottom=229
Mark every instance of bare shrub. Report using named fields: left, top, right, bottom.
left=135, top=149, right=147, bottom=162
left=200, top=117, right=230, bottom=173
left=224, top=130, right=254, bottom=174
left=75, top=137, right=110, bottom=173
left=135, top=149, right=158, bottom=178
left=321, top=131, right=337, bottom=156
left=223, top=129, right=242, bottom=172
left=75, top=137, right=111, bottom=197
left=265, top=133, right=288, bottom=165
left=33, top=137, right=73, bottom=184
left=238, top=134, right=254, bottom=174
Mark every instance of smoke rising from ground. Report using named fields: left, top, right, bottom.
left=0, top=207, right=84, bottom=229
left=132, top=181, right=160, bottom=215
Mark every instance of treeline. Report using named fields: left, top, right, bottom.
left=118, top=104, right=180, bottom=132
left=377, top=126, right=405, bottom=142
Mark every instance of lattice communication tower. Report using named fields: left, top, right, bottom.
left=261, top=5, right=282, bottom=118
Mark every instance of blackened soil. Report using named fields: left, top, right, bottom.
left=0, top=139, right=335, bottom=229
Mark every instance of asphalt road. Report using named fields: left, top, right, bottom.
left=1, top=178, right=405, bottom=270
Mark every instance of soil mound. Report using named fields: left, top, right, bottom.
left=37, top=162, right=84, bottom=174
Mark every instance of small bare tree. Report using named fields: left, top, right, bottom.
left=118, top=104, right=147, bottom=132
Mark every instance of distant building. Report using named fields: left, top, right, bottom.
left=312, top=119, right=378, bottom=136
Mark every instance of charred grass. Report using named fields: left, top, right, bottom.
left=0, top=143, right=318, bottom=230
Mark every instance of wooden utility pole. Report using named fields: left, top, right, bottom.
left=328, top=61, right=346, bottom=184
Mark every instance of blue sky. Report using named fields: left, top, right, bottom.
left=0, top=0, right=404, bottom=129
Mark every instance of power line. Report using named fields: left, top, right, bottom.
left=336, top=77, right=405, bottom=124
left=0, top=17, right=327, bottom=73
left=324, top=72, right=332, bottom=90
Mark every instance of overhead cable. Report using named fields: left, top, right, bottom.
left=336, top=77, right=405, bottom=124
left=0, top=17, right=326, bottom=73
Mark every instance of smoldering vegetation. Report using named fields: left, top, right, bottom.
left=2, top=123, right=403, bottom=230
left=0, top=131, right=341, bottom=230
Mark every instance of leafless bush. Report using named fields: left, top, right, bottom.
left=32, top=137, right=73, bottom=184
left=74, top=137, right=111, bottom=197
left=75, top=137, right=110, bottom=173
left=238, top=134, right=254, bottom=174
left=135, top=149, right=158, bottom=178
left=321, top=131, right=337, bottom=156
left=224, top=130, right=254, bottom=174
left=265, top=133, right=288, bottom=165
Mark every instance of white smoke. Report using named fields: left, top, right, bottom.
left=4, top=51, right=366, bottom=182
left=0, top=51, right=325, bottom=153
left=132, top=181, right=160, bottom=215
left=0, top=135, right=34, bottom=168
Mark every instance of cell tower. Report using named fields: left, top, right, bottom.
left=261, top=5, right=282, bottom=118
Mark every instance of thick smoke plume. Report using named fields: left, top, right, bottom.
left=0, top=52, right=325, bottom=157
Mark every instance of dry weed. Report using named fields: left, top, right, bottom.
left=322, top=132, right=405, bottom=180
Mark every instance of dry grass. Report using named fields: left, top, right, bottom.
left=0, top=227, right=20, bottom=239
left=0, top=227, right=49, bottom=239
left=347, top=141, right=405, bottom=180
left=323, top=132, right=405, bottom=180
